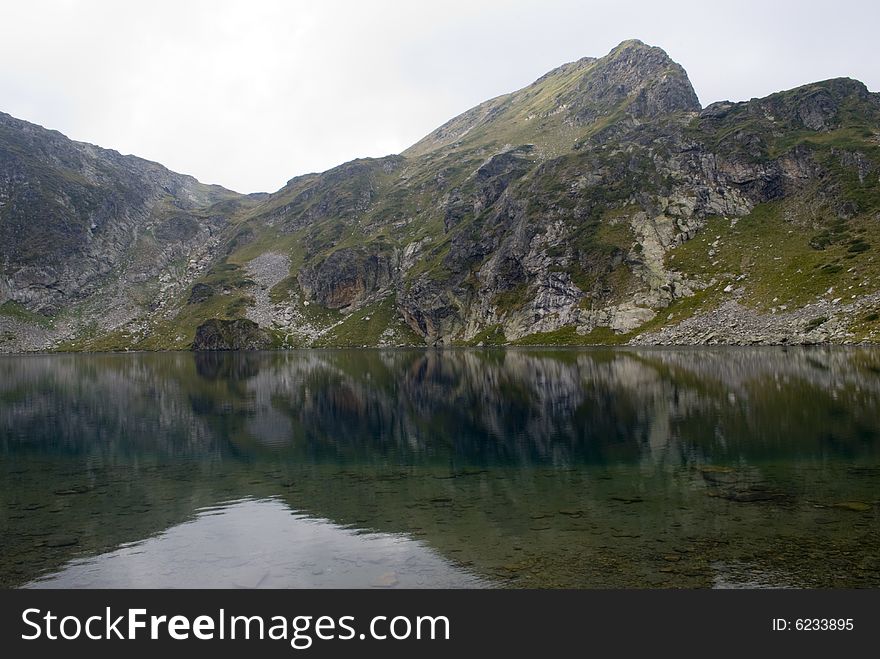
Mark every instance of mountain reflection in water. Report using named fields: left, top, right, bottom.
left=1, top=348, right=879, bottom=588
left=27, top=497, right=488, bottom=589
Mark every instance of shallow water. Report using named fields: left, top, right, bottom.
left=1, top=348, right=879, bottom=588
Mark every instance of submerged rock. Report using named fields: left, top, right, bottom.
left=719, top=489, right=786, bottom=503
left=372, top=572, right=399, bottom=588
left=832, top=501, right=872, bottom=512
left=699, top=466, right=739, bottom=485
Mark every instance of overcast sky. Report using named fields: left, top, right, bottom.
left=1, top=0, right=877, bottom=193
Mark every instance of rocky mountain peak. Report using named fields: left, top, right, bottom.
left=567, top=39, right=701, bottom=119
left=404, top=40, right=701, bottom=158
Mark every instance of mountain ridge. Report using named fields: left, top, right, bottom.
left=2, top=39, right=880, bottom=351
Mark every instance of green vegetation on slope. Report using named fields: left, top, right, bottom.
left=668, top=201, right=880, bottom=312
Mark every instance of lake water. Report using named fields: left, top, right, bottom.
left=1, top=348, right=878, bottom=588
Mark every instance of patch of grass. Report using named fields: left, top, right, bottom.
left=268, top=276, right=299, bottom=304
left=403, top=238, right=455, bottom=285
left=493, top=284, right=529, bottom=314
left=56, top=328, right=136, bottom=352
left=630, top=289, right=718, bottom=337
left=312, top=296, right=421, bottom=348
left=0, top=301, right=53, bottom=328
left=298, top=298, right=343, bottom=328
left=809, top=218, right=852, bottom=250
left=512, top=325, right=629, bottom=346
left=846, top=303, right=880, bottom=342
left=847, top=238, right=871, bottom=254
left=462, top=324, right=507, bottom=346
left=667, top=201, right=880, bottom=312
left=403, top=55, right=601, bottom=159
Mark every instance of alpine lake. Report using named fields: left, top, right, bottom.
left=1, top=348, right=878, bottom=589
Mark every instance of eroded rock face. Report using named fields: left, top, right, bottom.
left=568, top=39, right=701, bottom=122
left=0, top=112, right=236, bottom=316
left=259, top=156, right=404, bottom=232
left=298, top=248, right=396, bottom=310
left=399, top=279, right=463, bottom=345
left=192, top=319, right=271, bottom=351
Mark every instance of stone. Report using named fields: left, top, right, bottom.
left=187, top=283, right=214, bottom=305
left=832, top=501, right=872, bottom=513
left=192, top=319, right=272, bottom=351
left=372, top=572, right=399, bottom=588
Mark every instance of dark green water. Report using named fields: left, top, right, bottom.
left=1, top=348, right=879, bottom=588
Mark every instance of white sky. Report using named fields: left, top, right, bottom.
left=1, top=0, right=877, bottom=193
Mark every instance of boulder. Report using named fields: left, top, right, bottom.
left=192, top=318, right=271, bottom=351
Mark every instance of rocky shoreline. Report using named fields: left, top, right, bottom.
left=3, top=304, right=880, bottom=353
left=631, top=292, right=880, bottom=346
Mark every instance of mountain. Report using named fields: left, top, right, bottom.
left=2, top=39, right=880, bottom=351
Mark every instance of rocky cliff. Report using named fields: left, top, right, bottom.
left=2, top=39, right=879, bottom=351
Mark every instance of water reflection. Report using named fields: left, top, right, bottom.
left=27, top=497, right=487, bottom=589
left=1, top=348, right=879, bottom=588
